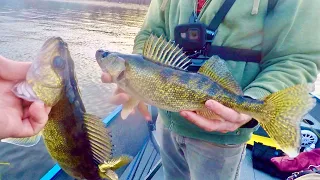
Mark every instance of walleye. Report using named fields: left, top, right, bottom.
left=1, top=37, right=131, bottom=180
left=95, top=34, right=316, bottom=158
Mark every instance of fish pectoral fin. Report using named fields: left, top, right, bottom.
left=98, top=156, right=132, bottom=180
left=121, top=97, right=140, bottom=120
left=196, top=109, right=224, bottom=121
left=99, top=169, right=118, bottom=180
left=99, top=156, right=132, bottom=171
left=0, top=162, right=10, bottom=166
left=197, top=56, right=243, bottom=95
left=0, top=131, right=42, bottom=147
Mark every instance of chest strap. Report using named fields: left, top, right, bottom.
left=198, top=0, right=278, bottom=64
left=204, top=45, right=262, bottom=63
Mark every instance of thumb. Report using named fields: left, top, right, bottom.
left=28, top=101, right=50, bottom=132
left=0, top=56, right=31, bottom=81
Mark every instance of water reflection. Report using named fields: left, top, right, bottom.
left=0, top=0, right=147, bottom=179
left=0, top=0, right=147, bottom=117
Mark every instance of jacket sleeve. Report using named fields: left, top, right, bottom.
left=243, top=0, right=320, bottom=99
left=132, top=0, right=166, bottom=54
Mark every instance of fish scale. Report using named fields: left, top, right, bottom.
left=96, top=34, right=316, bottom=158
left=1, top=37, right=132, bottom=180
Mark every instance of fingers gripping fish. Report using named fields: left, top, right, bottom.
left=95, top=34, right=316, bottom=158
left=1, top=37, right=131, bottom=180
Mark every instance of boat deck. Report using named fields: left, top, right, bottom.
left=48, top=137, right=280, bottom=180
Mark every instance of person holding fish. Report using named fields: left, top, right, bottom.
left=0, top=56, right=51, bottom=139
left=1, top=38, right=132, bottom=180
left=98, top=0, right=320, bottom=180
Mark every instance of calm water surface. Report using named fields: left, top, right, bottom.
left=0, top=0, right=147, bottom=179
left=0, top=0, right=148, bottom=117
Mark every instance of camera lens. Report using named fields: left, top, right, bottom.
left=188, top=28, right=199, bottom=40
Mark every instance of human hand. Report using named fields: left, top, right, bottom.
left=0, top=56, right=51, bottom=139
left=180, top=100, right=252, bottom=133
left=101, top=72, right=151, bottom=121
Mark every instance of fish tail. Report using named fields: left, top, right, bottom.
left=98, top=155, right=132, bottom=180
left=258, top=84, right=316, bottom=158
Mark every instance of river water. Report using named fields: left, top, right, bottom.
left=0, top=0, right=148, bottom=179
left=0, top=0, right=148, bottom=118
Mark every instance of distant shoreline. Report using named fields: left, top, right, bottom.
left=44, top=0, right=150, bottom=10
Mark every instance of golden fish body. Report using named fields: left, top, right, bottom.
left=2, top=37, right=131, bottom=180
left=96, top=35, right=316, bottom=158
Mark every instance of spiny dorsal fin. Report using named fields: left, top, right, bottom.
left=143, top=34, right=191, bottom=70
left=83, top=113, right=113, bottom=164
left=198, top=56, right=243, bottom=95
left=0, top=131, right=42, bottom=147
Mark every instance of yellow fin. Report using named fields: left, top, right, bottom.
left=98, top=156, right=132, bottom=180
left=99, top=169, right=118, bottom=180
left=257, top=84, right=316, bottom=158
left=84, top=114, right=113, bottom=164
left=0, top=132, right=42, bottom=147
left=99, top=155, right=132, bottom=171
left=196, top=109, right=223, bottom=121
left=198, top=56, right=243, bottom=95
left=0, top=162, right=10, bottom=166
left=142, top=34, right=191, bottom=70
left=121, top=97, right=139, bottom=120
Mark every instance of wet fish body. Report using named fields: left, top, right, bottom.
left=96, top=35, right=316, bottom=158
left=105, top=54, right=263, bottom=113
left=1, top=37, right=131, bottom=180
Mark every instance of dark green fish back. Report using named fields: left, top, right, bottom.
left=42, top=96, right=103, bottom=179
left=42, top=55, right=113, bottom=180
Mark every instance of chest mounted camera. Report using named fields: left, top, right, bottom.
left=174, top=23, right=207, bottom=52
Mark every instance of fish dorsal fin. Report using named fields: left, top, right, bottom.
left=1, top=131, right=42, bottom=147
left=198, top=56, right=243, bottom=95
left=143, top=34, right=191, bottom=70
left=84, top=113, right=113, bottom=164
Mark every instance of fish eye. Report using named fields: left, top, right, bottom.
left=53, top=56, right=65, bottom=69
left=102, top=51, right=109, bottom=58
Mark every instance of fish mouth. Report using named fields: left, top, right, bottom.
left=42, top=36, right=66, bottom=51
left=95, top=49, right=110, bottom=70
